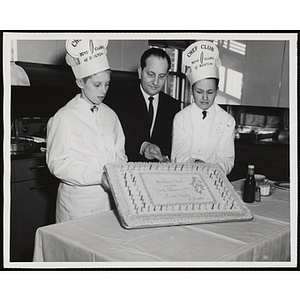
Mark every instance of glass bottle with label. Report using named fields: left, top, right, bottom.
left=243, top=165, right=256, bottom=203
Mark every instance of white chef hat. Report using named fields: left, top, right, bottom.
left=183, top=41, right=221, bottom=86
left=65, top=39, right=110, bottom=79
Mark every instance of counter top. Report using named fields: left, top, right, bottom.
left=235, top=137, right=289, bottom=146
left=11, top=151, right=46, bottom=160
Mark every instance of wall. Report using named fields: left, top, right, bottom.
left=16, top=40, right=66, bottom=65
left=108, top=40, right=149, bottom=71
left=215, top=40, right=289, bottom=108
left=15, top=40, right=149, bottom=71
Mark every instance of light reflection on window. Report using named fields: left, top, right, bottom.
left=214, top=40, right=246, bottom=103
left=218, top=66, right=226, bottom=92
left=215, top=40, right=246, bottom=56
left=229, top=41, right=246, bottom=55
left=226, top=69, right=243, bottom=99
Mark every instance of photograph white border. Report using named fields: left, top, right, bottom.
left=2, top=31, right=298, bottom=270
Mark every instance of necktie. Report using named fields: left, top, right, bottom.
left=202, top=110, right=207, bottom=120
left=90, top=105, right=99, bottom=113
left=148, top=96, right=154, bottom=128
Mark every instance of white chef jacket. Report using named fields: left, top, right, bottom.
left=47, top=94, right=127, bottom=222
left=171, top=102, right=235, bottom=175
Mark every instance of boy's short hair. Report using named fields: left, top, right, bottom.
left=193, top=77, right=219, bottom=89
left=209, top=78, right=219, bottom=89
left=81, top=69, right=111, bottom=83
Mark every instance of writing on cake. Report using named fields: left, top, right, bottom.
left=141, top=173, right=213, bottom=205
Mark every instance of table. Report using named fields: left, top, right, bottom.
left=32, top=180, right=292, bottom=266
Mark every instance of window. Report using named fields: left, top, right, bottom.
left=213, top=40, right=247, bottom=105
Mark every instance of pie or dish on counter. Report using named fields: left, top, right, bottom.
left=104, top=162, right=254, bottom=229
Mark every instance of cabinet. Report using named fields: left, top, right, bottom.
left=228, top=140, right=289, bottom=182
left=10, top=156, right=58, bottom=261
left=242, top=41, right=286, bottom=107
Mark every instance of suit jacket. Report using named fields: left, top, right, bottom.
left=104, top=85, right=181, bottom=161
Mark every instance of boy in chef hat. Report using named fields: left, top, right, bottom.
left=171, top=41, right=236, bottom=175
left=47, top=39, right=127, bottom=222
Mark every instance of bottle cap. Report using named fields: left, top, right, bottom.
left=248, top=165, right=255, bottom=169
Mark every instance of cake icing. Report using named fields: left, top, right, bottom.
left=104, top=162, right=253, bottom=229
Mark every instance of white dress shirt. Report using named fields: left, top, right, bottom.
left=140, top=85, right=159, bottom=136
left=139, top=85, right=160, bottom=155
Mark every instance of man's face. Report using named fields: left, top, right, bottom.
left=192, top=78, right=218, bottom=110
left=78, top=71, right=110, bottom=104
left=138, top=55, right=169, bottom=96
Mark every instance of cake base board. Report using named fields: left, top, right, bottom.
left=104, top=162, right=254, bottom=229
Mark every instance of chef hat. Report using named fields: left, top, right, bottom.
left=65, top=39, right=110, bottom=79
left=183, top=41, right=221, bottom=85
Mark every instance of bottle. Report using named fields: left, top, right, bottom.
left=255, top=186, right=261, bottom=202
left=243, top=165, right=256, bottom=203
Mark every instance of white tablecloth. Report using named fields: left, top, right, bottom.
left=32, top=180, right=291, bottom=265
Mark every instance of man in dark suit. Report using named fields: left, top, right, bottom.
left=104, top=48, right=181, bottom=162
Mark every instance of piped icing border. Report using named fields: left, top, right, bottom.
left=104, top=162, right=253, bottom=229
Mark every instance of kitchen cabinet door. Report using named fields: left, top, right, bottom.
left=261, top=144, right=289, bottom=181
left=13, top=157, right=49, bottom=182
left=260, top=161, right=289, bottom=181
left=10, top=178, right=57, bottom=262
left=261, top=144, right=289, bottom=164
left=228, top=140, right=289, bottom=182
left=10, top=157, right=58, bottom=262
left=242, top=41, right=285, bottom=107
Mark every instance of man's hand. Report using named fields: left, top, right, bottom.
left=143, top=143, right=164, bottom=161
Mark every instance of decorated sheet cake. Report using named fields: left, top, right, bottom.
left=104, top=162, right=253, bottom=229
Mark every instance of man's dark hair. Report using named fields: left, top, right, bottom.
left=140, top=48, right=171, bottom=70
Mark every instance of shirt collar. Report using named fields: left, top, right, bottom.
left=78, top=94, right=101, bottom=113
left=140, top=84, right=159, bottom=102
left=193, top=102, right=216, bottom=117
